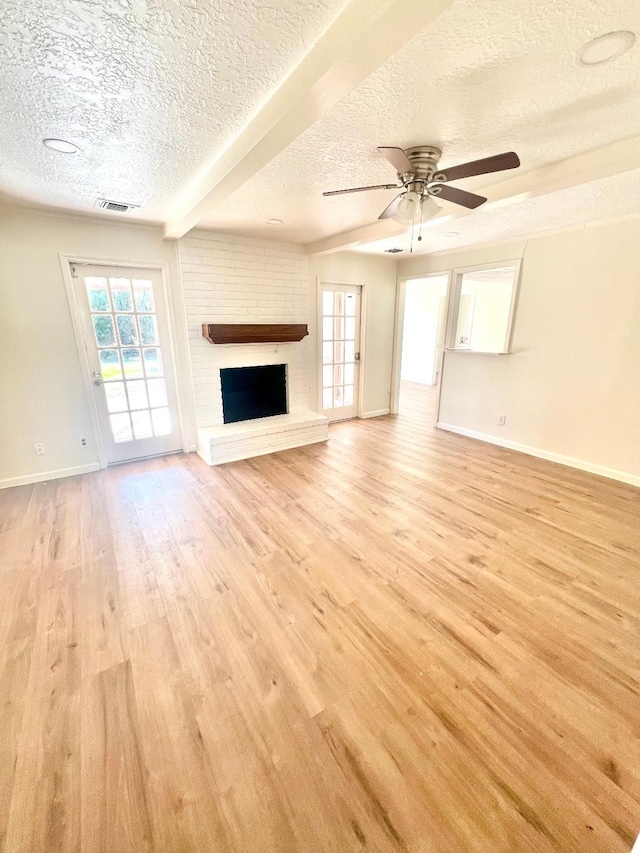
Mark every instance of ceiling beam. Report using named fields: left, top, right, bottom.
left=304, top=134, right=640, bottom=255
left=163, top=0, right=455, bottom=239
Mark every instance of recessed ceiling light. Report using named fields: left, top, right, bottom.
left=444, top=231, right=459, bottom=237
left=577, top=31, right=636, bottom=66
left=43, top=138, right=80, bottom=154
left=267, top=218, right=283, bottom=225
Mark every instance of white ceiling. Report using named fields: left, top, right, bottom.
left=200, top=0, right=640, bottom=244
left=1, top=0, right=640, bottom=254
left=0, top=0, right=347, bottom=217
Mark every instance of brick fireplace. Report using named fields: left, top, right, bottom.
left=179, top=231, right=328, bottom=465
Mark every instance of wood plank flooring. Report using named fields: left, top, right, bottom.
left=1, top=382, right=639, bottom=853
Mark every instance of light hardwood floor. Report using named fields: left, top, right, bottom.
left=1, top=382, right=639, bottom=853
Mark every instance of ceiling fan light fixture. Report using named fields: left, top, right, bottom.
left=392, top=193, right=441, bottom=225
left=577, top=30, right=635, bottom=65
left=420, top=195, right=442, bottom=221
left=392, top=191, right=421, bottom=224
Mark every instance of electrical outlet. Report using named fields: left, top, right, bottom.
left=497, top=415, right=506, bottom=426
left=34, top=442, right=46, bottom=456
left=80, top=437, right=87, bottom=447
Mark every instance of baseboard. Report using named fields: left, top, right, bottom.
left=360, top=408, right=391, bottom=419
left=436, top=423, right=640, bottom=488
left=0, top=462, right=102, bottom=490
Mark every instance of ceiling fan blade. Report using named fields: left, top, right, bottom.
left=429, top=184, right=486, bottom=209
left=377, top=146, right=414, bottom=174
left=378, top=193, right=404, bottom=220
left=436, top=152, right=520, bottom=183
left=323, top=183, right=399, bottom=197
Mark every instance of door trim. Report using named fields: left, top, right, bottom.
left=390, top=271, right=454, bottom=426
left=316, top=278, right=366, bottom=419
left=59, top=253, right=188, bottom=468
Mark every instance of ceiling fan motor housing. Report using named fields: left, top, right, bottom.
left=402, top=146, right=442, bottom=182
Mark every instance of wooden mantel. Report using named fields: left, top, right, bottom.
left=202, top=323, right=308, bottom=345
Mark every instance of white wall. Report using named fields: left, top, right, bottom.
left=398, top=218, right=640, bottom=484
left=401, top=277, right=447, bottom=384
left=0, top=207, right=399, bottom=488
left=178, top=231, right=310, bottom=427
left=0, top=206, right=194, bottom=487
left=309, top=252, right=397, bottom=416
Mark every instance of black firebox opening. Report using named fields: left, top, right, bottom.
left=220, top=364, right=287, bottom=425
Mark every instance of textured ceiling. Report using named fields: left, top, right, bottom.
left=0, top=0, right=347, bottom=217
left=1, top=0, right=639, bottom=248
left=350, top=170, right=640, bottom=256
left=200, top=0, right=640, bottom=242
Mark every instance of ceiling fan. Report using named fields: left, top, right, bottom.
left=323, top=146, right=520, bottom=224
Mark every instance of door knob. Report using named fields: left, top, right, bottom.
left=93, top=378, right=103, bottom=386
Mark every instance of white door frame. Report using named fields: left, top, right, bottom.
left=316, top=278, right=367, bottom=419
left=59, top=253, right=189, bottom=468
left=390, top=270, right=454, bottom=426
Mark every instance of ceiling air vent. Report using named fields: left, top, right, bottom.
left=385, top=247, right=403, bottom=254
left=95, top=198, right=140, bottom=213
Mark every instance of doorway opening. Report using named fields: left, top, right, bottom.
left=395, top=274, right=449, bottom=423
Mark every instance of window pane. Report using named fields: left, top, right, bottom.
left=105, top=381, right=128, bottom=414
left=110, top=413, right=132, bottom=443
left=322, top=317, right=333, bottom=341
left=110, top=278, right=133, bottom=311
left=333, top=341, right=344, bottom=363
left=322, top=342, right=333, bottom=365
left=122, top=348, right=144, bottom=379
left=99, top=349, right=122, bottom=381
left=322, top=365, right=333, bottom=388
left=143, top=347, right=163, bottom=377
left=116, top=314, right=138, bottom=346
left=139, top=315, right=158, bottom=346
left=133, top=280, right=155, bottom=312
left=131, top=410, right=153, bottom=440
left=333, top=363, right=343, bottom=386
left=334, top=292, right=345, bottom=316
left=345, top=293, right=356, bottom=316
left=126, top=380, right=149, bottom=410
left=147, top=378, right=167, bottom=408
left=151, top=407, right=171, bottom=436
left=344, top=363, right=354, bottom=384
left=93, top=315, right=116, bottom=347
left=344, top=341, right=354, bottom=362
left=344, top=385, right=354, bottom=406
left=86, top=278, right=110, bottom=312
left=333, top=317, right=344, bottom=340
left=345, top=317, right=355, bottom=339
left=333, top=386, right=343, bottom=407
left=322, top=291, right=333, bottom=316
left=322, top=388, right=333, bottom=409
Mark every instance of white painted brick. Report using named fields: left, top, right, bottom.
left=179, top=232, right=311, bottom=430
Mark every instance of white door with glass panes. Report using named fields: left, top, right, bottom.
left=72, top=263, right=182, bottom=464
left=320, top=283, right=361, bottom=421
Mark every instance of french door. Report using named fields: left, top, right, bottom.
left=319, top=283, right=361, bottom=421
left=72, top=263, right=182, bottom=464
